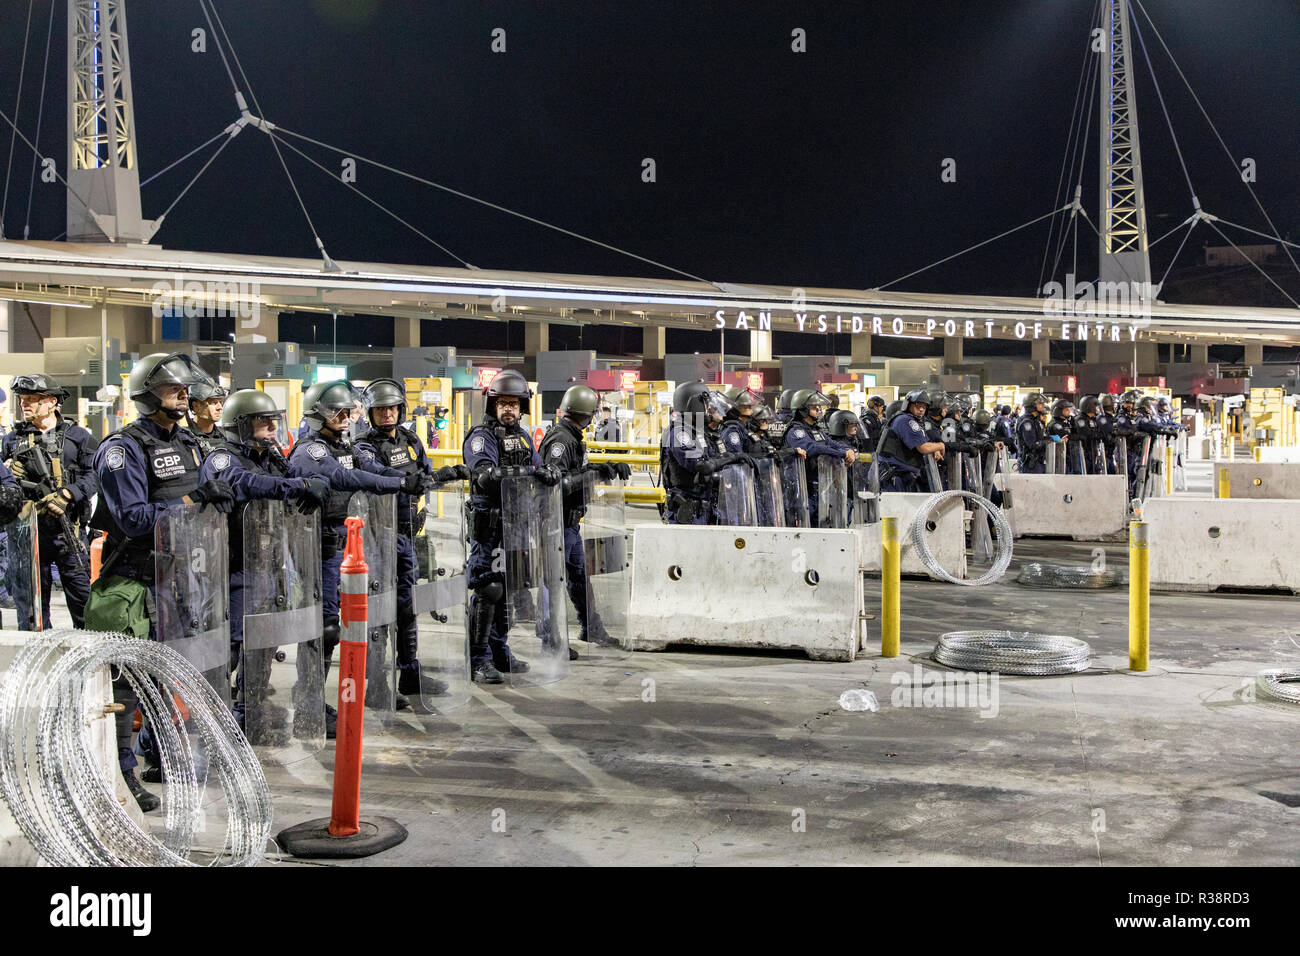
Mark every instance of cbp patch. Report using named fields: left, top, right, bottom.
left=678, top=432, right=693, bottom=447
left=307, top=442, right=327, bottom=460
left=105, top=446, right=126, bottom=471
left=471, top=436, right=485, bottom=454
left=550, top=444, right=566, bottom=459
left=358, top=448, right=375, bottom=463
left=211, top=452, right=232, bottom=472
left=910, top=421, right=923, bottom=433
left=727, top=432, right=741, bottom=448
left=792, top=428, right=806, bottom=439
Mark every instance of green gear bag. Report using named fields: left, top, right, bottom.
left=83, top=574, right=151, bottom=640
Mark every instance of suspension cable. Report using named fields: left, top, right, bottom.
left=21, top=0, right=54, bottom=240
left=1, top=0, right=36, bottom=238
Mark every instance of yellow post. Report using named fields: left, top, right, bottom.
left=1252, top=445, right=1262, bottom=462
left=1128, top=521, right=1149, bottom=672
left=1164, top=445, right=1173, bottom=495
left=881, top=516, right=900, bottom=658
left=1217, top=467, right=1229, bottom=499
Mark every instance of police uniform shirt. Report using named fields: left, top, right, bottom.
left=354, top=424, right=431, bottom=522
left=464, top=420, right=543, bottom=510
left=660, top=423, right=711, bottom=496
left=286, top=427, right=403, bottom=496
left=198, top=443, right=301, bottom=503
left=889, top=414, right=930, bottom=456
left=783, top=419, right=846, bottom=461
left=92, top=418, right=204, bottom=541
left=539, top=418, right=588, bottom=474
left=1015, top=415, right=1048, bottom=461
left=720, top=420, right=748, bottom=455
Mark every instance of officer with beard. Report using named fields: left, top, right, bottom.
left=83, top=353, right=236, bottom=812
left=287, top=380, right=428, bottom=733
left=540, top=384, right=630, bottom=650
left=2, top=374, right=97, bottom=629
left=464, top=370, right=564, bottom=682
left=353, top=378, right=467, bottom=702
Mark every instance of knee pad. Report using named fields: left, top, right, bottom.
left=477, top=580, right=504, bottom=604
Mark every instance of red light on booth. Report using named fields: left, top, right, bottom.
left=1158, top=377, right=1166, bottom=388
left=619, top=370, right=639, bottom=391
left=1066, top=375, right=1077, bottom=393
left=476, top=367, right=501, bottom=389
left=745, top=372, right=764, bottom=390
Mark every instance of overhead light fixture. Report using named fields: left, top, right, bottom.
left=0, top=294, right=93, bottom=309
left=880, top=333, right=933, bottom=341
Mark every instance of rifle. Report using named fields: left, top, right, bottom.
left=10, top=441, right=89, bottom=572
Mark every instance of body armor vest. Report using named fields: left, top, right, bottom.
left=287, top=432, right=356, bottom=525
left=878, top=414, right=925, bottom=470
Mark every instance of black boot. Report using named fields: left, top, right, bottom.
left=398, top=662, right=449, bottom=697
left=583, top=613, right=621, bottom=648
left=124, top=770, right=160, bottom=813
left=469, top=591, right=505, bottom=684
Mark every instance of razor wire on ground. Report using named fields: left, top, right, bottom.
left=934, top=630, right=1093, bottom=676
left=1256, top=669, right=1300, bottom=705
left=0, top=629, right=272, bottom=866
left=907, top=490, right=1014, bottom=586
left=1016, top=562, right=1125, bottom=589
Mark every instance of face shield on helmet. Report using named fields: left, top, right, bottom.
left=362, top=378, right=408, bottom=430
left=703, top=391, right=733, bottom=423
left=130, top=352, right=208, bottom=420
left=313, top=382, right=360, bottom=432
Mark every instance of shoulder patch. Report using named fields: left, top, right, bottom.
left=358, top=448, right=375, bottom=462
left=678, top=431, right=693, bottom=447
left=910, top=421, right=923, bottom=433
left=550, top=444, right=566, bottom=459
left=471, top=436, right=485, bottom=454
left=727, top=431, right=741, bottom=448
left=792, top=428, right=806, bottom=439
left=307, top=442, right=327, bottom=460
left=211, top=451, right=232, bottom=472
left=105, top=445, right=126, bottom=471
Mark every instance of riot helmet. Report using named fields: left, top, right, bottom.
left=1050, top=398, right=1076, bottom=420
left=973, top=408, right=994, bottom=428
left=732, top=388, right=760, bottom=414
left=10, top=373, right=68, bottom=402
left=1024, top=392, right=1048, bottom=417
left=1099, top=394, right=1117, bottom=413
left=220, top=389, right=288, bottom=448
left=363, top=377, right=408, bottom=428
left=826, top=409, right=860, bottom=439
left=1156, top=397, right=1172, bottom=415
left=483, top=369, right=533, bottom=421
left=791, top=388, right=832, bottom=420
left=776, top=389, right=795, bottom=414
left=1079, top=395, right=1100, bottom=416
left=558, top=384, right=601, bottom=428
left=885, top=399, right=906, bottom=419
left=302, top=379, right=359, bottom=432
left=1138, top=396, right=1157, bottom=415
left=128, top=352, right=208, bottom=419
left=903, top=389, right=930, bottom=415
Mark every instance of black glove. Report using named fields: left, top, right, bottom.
left=533, top=463, right=561, bottom=486
left=592, top=462, right=619, bottom=482
left=454, top=464, right=471, bottom=480
left=401, top=471, right=436, bottom=495
left=192, top=479, right=236, bottom=514
left=431, top=465, right=461, bottom=483
left=0, top=482, right=22, bottom=525
left=697, top=453, right=743, bottom=477
left=612, top=462, right=632, bottom=481
left=473, top=466, right=503, bottom=494
left=292, top=477, right=329, bottom=514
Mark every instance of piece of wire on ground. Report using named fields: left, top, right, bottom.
left=1016, top=562, right=1124, bottom=589
left=0, top=629, right=271, bottom=867
left=934, top=630, right=1093, bottom=676
left=1255, top=669, right=1300, bottom=705
left=909, top=490, right=1013, bottom=586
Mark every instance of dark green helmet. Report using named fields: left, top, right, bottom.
left=826, top=409, right=860, bottom=438
left=558, top=384, right=601, bottom=427
left=776, top=388, right=795, bottom=413
left=973, top=408, right=993, bottom=428
left=188, top=381, right=228, bottom=404
left=751, top=404, right=774, bottom=426
left=303, top=379, right=358, bottom=429
left=732, top=388, right=760, bottom=412
left=720, top=385, right=741, bottom=402
left=128, top=352, right=208, bottom=418
left=672, top=380, right=712, bottom=415
left=10, top=373, right=68, bottom=401
left=363, top=377, right=408, bottom=427
left=791, top=388, right=832, bottom=416
left=220, top=388, right=285, bottom=446
left=921, top=387, right=947, bottom=411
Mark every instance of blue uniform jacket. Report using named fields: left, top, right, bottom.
left=92, top=419, right=197, bottom=540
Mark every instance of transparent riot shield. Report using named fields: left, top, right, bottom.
left=347, top=492, right=398, bottom=729
left=577, top=472, right=631, bottom=659
left=1151, top=436, right=1168, bottom=497
left=1173, top=433, right=1188, bottom=491
left=753, top=458, right=786, bottom=527
left=241, top=500, right=325, bottom=764
left=3, top=504, right=41, bottom=631
left=499, top=476, right=570, bottom=687
left=779, top=456, right=811, bottom=527
left=1115, top=437, right=1129, bottom=479
left=1067, top=440, right=1086, bottom=475
left=996, top=445, right=1017, bottom=537
left=1133, top=435, right=1153, bottom=501
left=1091, top=440, right=1108, bottom=475
left=923, top=453, right=944, bottom=493
left=411, top=483, right=472, bottom=712
left=715, top=463, right=757, bottom=526
left=849, top=460, right=877, bottom=526
left=817, top=456, right=848, bottom=528
left=1044, top=442, right=1059, bottom=474
left=946, top=452, right=963, bottom=493
left=155, top=503, right=230, bottom=703
left=969, top=454, right=994, bottom=561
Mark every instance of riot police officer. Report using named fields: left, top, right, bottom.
left=83, top=352, right=236, bottom=812
left=2, top=374, right=97, bottom=629
left=861, top=396, right=886, bottom=449
left=1015, top=393, right=1051, bottom=474
left=1074, top=396, right=1105, bottom=473
left=1047, top=398, right=1077, bottom=472
left=354, top=377, right=466, bottom=699
left=1096, top=394, right=1120, bottom=474
left=875, top=389, right=945, bottom=492
left=768, top=389, right=796, bottom=444
left=720, top=388, right=761, bottom=456
left=539, top=384, right=631, bottom=649
left=783, top=389, right=854, bottom=525
left=186, top=381, right=228, bottom=455
left=660, top=382, right=747, bottom=525
left=463, top=369, right=562, bottom=682
left=1114, top=391, right=1142, bottom=492
left=287, top=380, right=425, bottom=731
left=198, top=389, right=328, bottom=728
left=0, top=463, right=20, bottom=525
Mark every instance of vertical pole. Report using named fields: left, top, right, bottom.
left=330, top=516, right=369, bottom=838
left=1128, top=520, right=1149, bottom=672
left=881, top=515, right=900, bottom=658
left=1217, top=467, right=1229, bottom=499
left=1164, top=444, right=1173, bottom=494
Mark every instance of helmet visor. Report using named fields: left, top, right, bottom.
left=145, top=354, right=206, bottom=393
left=703, top=392, right=732, bottom=420
left=241, top=409, right=289, bottom=449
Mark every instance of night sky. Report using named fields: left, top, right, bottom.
left=1, top=1, right=1298, bottom=356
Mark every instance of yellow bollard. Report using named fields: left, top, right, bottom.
left=1128, top=521, right=1149, bottom=672
left=1252, top=445, right=1262, bottom=462
left=1164, top=445, right=1173, bottom=495
left=881, top=516, right=900, bottom=658
left=1217, top=467, right=1229, bottom=499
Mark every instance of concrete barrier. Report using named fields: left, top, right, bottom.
left=628, top=526, right=865, bottom=661
left=1213, top=462, right=1300, bottom=498
left=0, top=630, right=141, bottom=865
left=993, top=473, right=1129, bottom=541
left=857, top=492, right=966, bottom=581
left=1254, top=446, right=1300, bottom=464
left=1142, top=498, right=1300, bottom=593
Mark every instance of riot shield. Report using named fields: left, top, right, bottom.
left=577, top=472, right=630, bottom=659
left=946, top=452, right=963, bottom=493
left=241, top=500, right=325, bottom=764
left=1115, top=437, right=1129, bottom=479
left=1044, top=442, right=1059, bottom=474
left=996, top=446, right=1017, bottom=537
left=347, top=492, right=398, bottom=728
left=1091, top=440, right=1108, bottom=475
left=969, top=455, right=994, bottom=561
left=410, top=483, right=472, bottom=711
left=154, top=503, right=230, bottom=703
left=1173, top=433, right=1188, bottom=491
left=3, top=504, right=41, bottom=631
left=1067, top=440, right=1086, bottom=475
left=779, top=456, right=811, bottom=527
left=849, top=461, right=877, bottom=526
left=817, top=457, right=848, bottom=528
left=499, top=476, right=570, bottom=687
left=1133, top=435, right=1153, bottom=501
left=923, top=453, right=944, bottom=493
left=752, top=458, right=786, bottom=527
left=715, top=463, right=757, bottom=526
